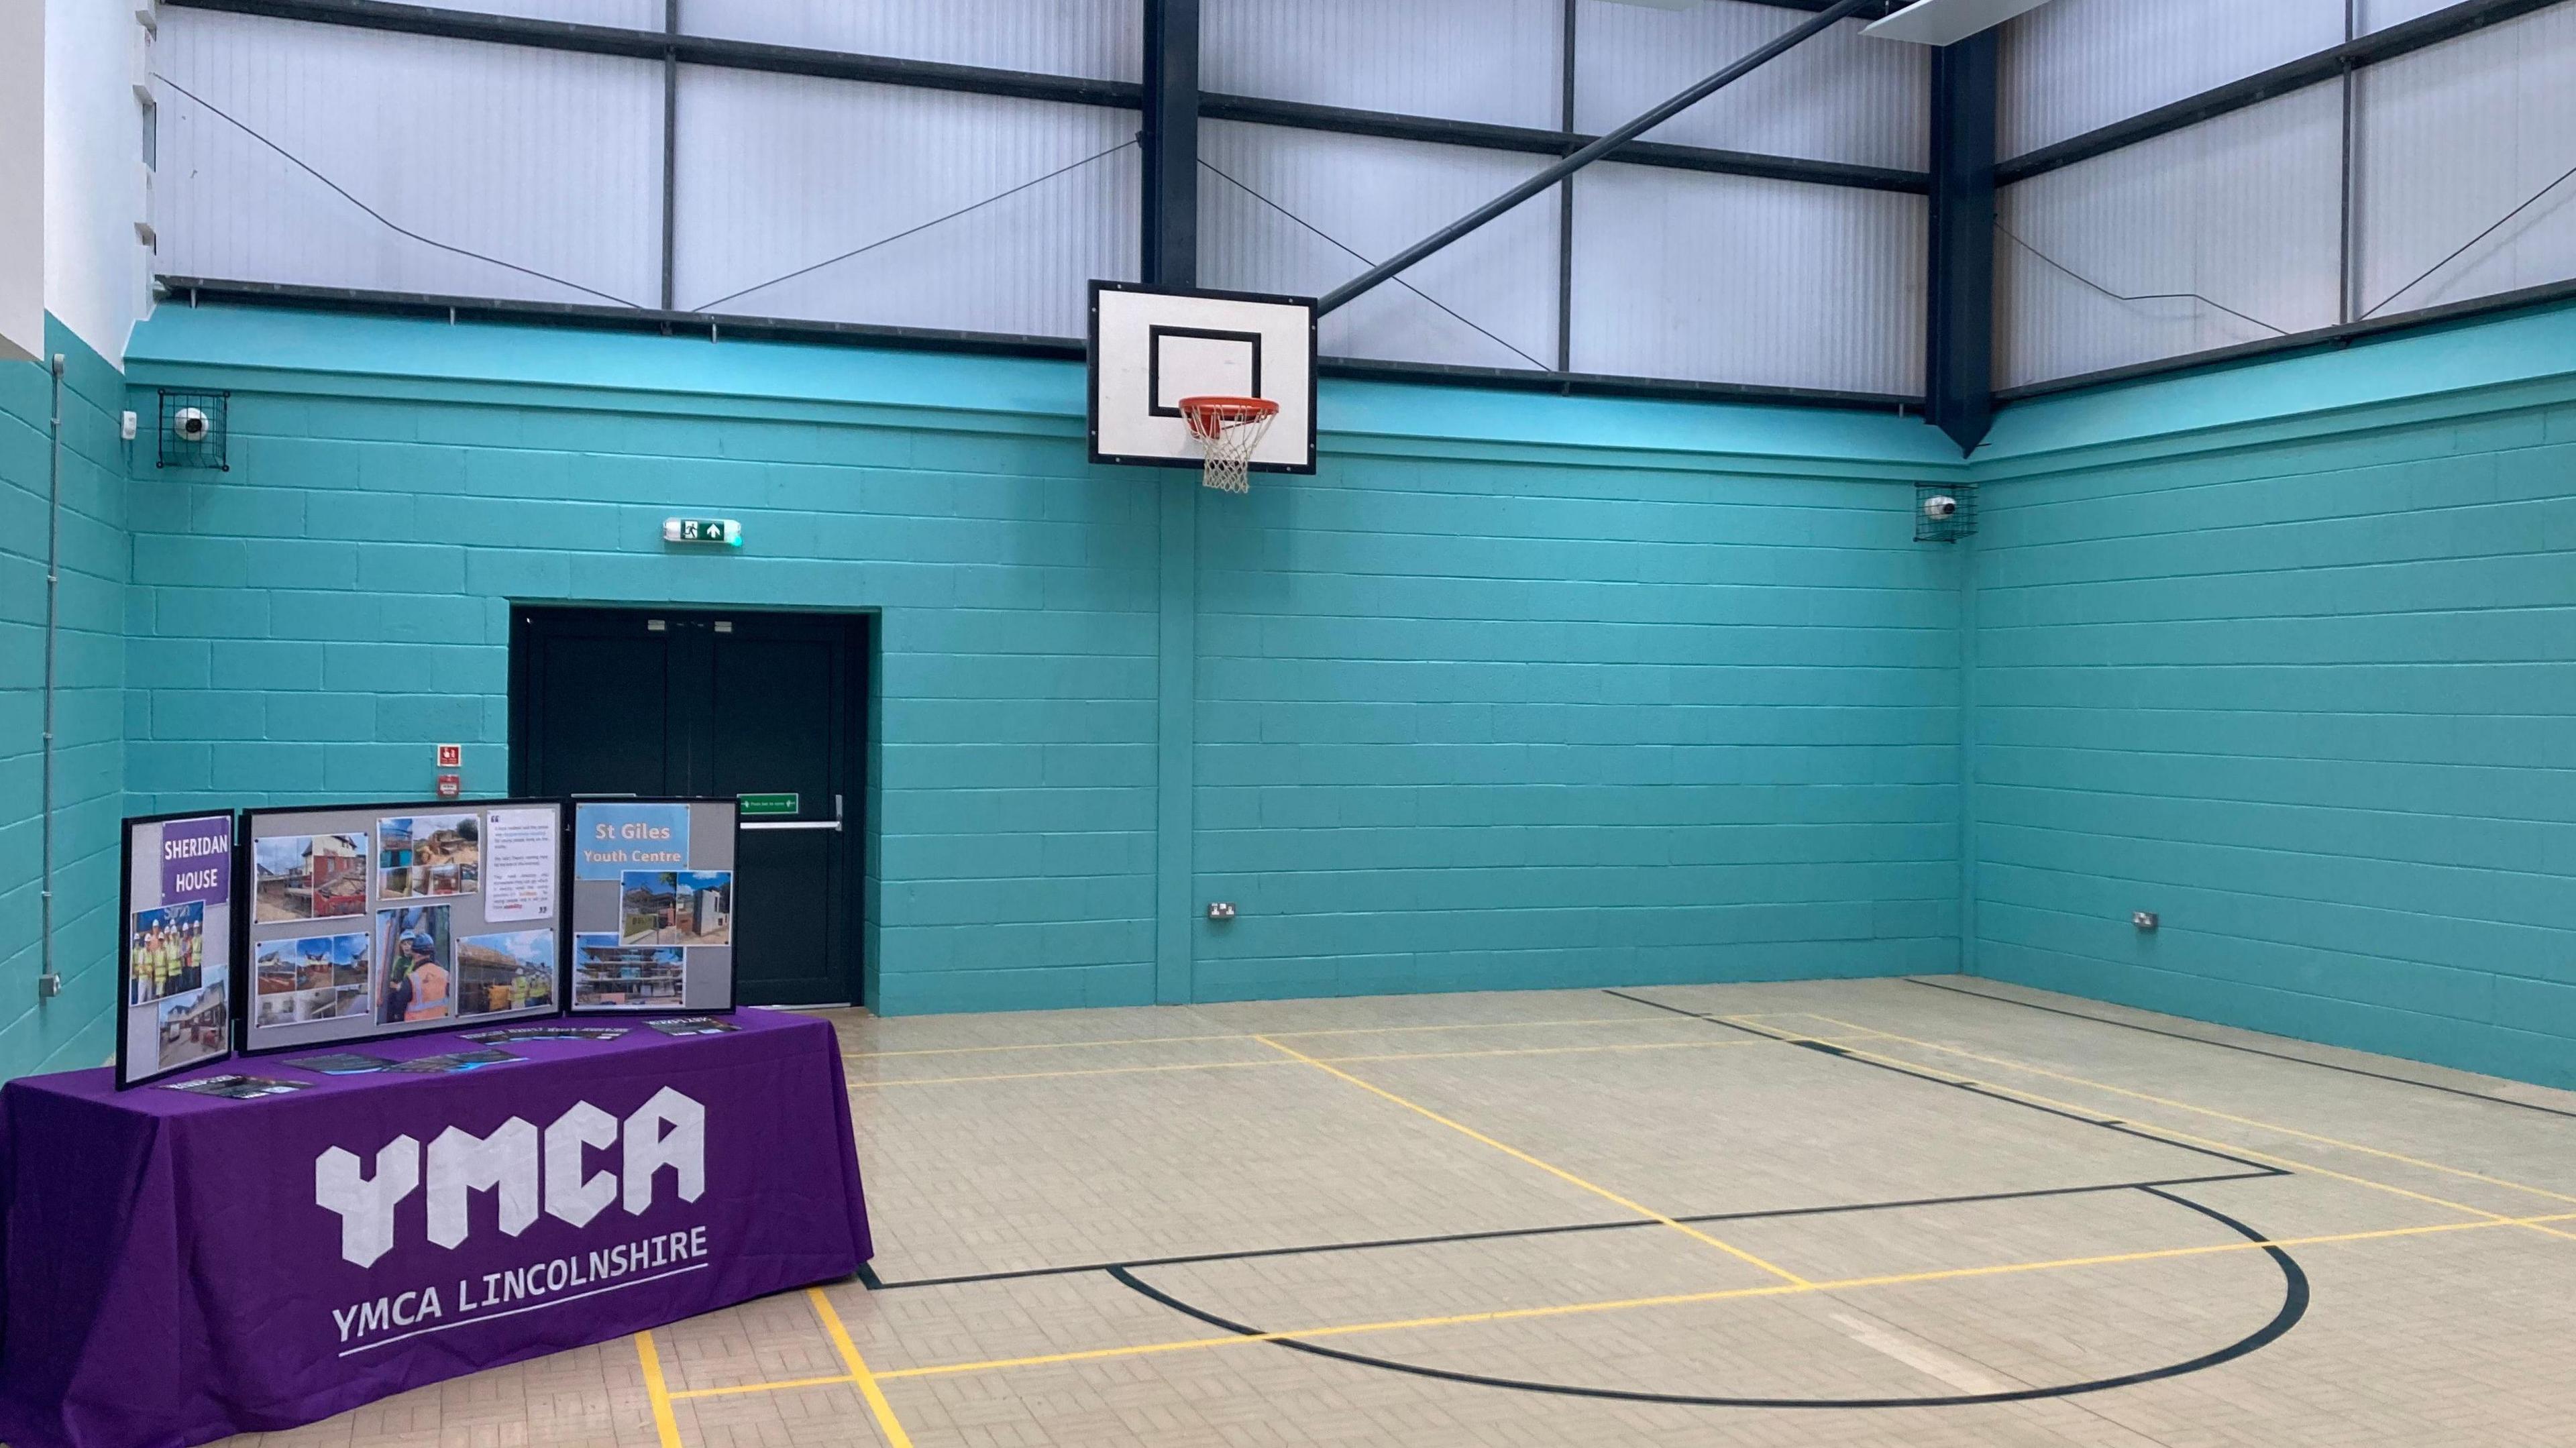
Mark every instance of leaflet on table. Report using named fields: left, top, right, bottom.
left=160, top=1074, right=308, bottom=1099
left=460, top=1026, right=631, bottom=1044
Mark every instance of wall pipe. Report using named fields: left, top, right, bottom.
left=40, top=352, right=64, bottom=1002
left=1316, top=0, right=1876, bottom=316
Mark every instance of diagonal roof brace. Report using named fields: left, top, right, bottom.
left=1313, top=0, right=1880, bottom=317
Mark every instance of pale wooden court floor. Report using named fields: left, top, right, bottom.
left=224, top=975, right=2576, bottom=1448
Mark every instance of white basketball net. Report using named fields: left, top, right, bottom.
left=1182, top=399, right=1277, bottom=494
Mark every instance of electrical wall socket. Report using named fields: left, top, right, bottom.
left=2132, top=911, right=2159, bottom=931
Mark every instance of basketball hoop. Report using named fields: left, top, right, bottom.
left=1178, top=395, right=1278, bottom=494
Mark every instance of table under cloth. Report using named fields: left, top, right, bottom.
left=0, top=1009, right=870, bottom=1448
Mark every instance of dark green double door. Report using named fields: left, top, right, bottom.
left=510, top=607, right=867, bottom=1006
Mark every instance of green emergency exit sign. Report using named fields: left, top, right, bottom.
left=663, top=517, right=742, bottom=547
left=738, top=792, right=799, bottom=817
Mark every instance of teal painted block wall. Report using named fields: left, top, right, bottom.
left=26, top=296, right=2576, bottom=1095
left=1, top=321, right=130, bottom=1076
left=1189, top=441, right=1961, bottom=1001
left=113, top=306, right=1962, bottom=1031
left=1968, top=302, right=2576, bottom=1091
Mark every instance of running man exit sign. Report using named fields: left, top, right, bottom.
left=663, top=517, right=743, bottom=547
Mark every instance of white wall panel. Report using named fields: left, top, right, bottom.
left=1199, top=121, right=1559, bottom=372
left=1997, top=88, right=2343, bottom=390
left=2355, top=8, right=2576, bottom=321
left=1204, top=0, right=1562, bottom=129
left=685, top=0, right=1139, bottom=82
left=436, top=0, right=660, bottom=27
left=1570, top=164, right=1923, bottom=395
left=2000, top=0, right=2341, bottom=158
left=156, top=10, right=661, bottom=308
left=2357, top=0, right=2470, bottom=32
left=1575, top=0, right=1924, bottom=171
left=674, top=68, right=1135, bottom=338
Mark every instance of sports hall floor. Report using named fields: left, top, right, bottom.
left=221, top=977, right=2576, bottom=1448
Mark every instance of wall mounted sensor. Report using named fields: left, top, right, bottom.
left=1923, top=494, right=1960, bottom=521
left=172, top=406, right=210, bottom=443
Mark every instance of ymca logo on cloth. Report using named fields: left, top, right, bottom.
left=312, top=1088, right=710, bottom=1347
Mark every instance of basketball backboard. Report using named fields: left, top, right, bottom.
left=1088, top=281, right=1317, bottom=476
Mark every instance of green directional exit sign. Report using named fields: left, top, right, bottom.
left=663, top=517, right=743, bottom=547
left=737, top=792, right=798, bottom=817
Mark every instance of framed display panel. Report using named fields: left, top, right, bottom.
left=117, top=812, right=240, bottom=1089
left=239, top=799, right=566, bottom=1054
left=568, top=798, right=740, bottom=1014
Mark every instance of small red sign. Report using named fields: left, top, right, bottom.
left=435, top=744, right=462, bottom=767
left=435, top=773, right=462, bottom=799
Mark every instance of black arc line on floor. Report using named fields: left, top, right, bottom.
left=861, top=1168, right=2282, bottom=1292
left=1109, top=1185, right=2308, bottom=1411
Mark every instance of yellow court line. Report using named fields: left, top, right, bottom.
left=840, top=1015, right=1693, bottom=1062
left=671, top=1372, right=856, bottom=1402
left=1253, top=1034, right=1812, bottom=1286
left=1790, top=1013, right=2576, bottom=1221
left=867, top=1207, right=2576, bottom=1384
left=1326, top=1038, right=1776, bottom=1066
left=633, top=1330, right=684, bottom=1448
left=809, top=1287, right=916, bottom=1448
left=847, top=1036, right=1781, bottom=1089
left=1735, top=1013, right=2576, bottom=1244
left=850, top=1058, right=1286, bottom=1090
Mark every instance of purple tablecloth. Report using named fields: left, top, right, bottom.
left=0, top=1010, right=870, bottom=1448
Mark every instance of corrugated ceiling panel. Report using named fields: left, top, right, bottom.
left=1574, top=0, right=1925, bottom=171
left=685, top=0, right=1139, bottom=82
left=1204, top=0, right=1562, bottom=129
left=1199, top=121, right=1558, bottom=372
left=2355, top=7, right=2576, bottom=321
left=673, top=67, right=1136, bottom=338
left=1996, top=87, right=2343, bottom=390
left=2357, top=0, right=2471, bottom=32
left=2000, top=0, right=2341, bottom=159
left=1570, top=164, right=1923, bottom=396
left=427, top=0, right=659, bottom=27
left=155, top=9, right=661, bottom=307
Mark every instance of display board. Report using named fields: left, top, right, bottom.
left=241, top=799, right=564, bottom=1052
left=118, top=812, right=239, bottom=1088
left=568, top=798, right=739, bottom=1012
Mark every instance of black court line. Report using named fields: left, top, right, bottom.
left=1602, top=989, right=2281, bottom=1175
left=863, top=1168, right=2279, bottom=1292
left=1907, top=977, right=2576, bottom=1123
left=1110, top=1184, right=2310, bottom=1410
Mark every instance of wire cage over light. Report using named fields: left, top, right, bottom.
left=1916, top=482, right=1976, bottom=543
left=157, top=389, right=230, bottom=471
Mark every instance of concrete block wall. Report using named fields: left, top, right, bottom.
left=19, top=294, right=2576, bottom=1094
left=1191, top=436, right=1960, bottom=1000
left=0, top=320, right=128, bottom=1075
left=1967, top=302, right=2576, bottom=1091
left=103, top=304, right=1961, bottom=1038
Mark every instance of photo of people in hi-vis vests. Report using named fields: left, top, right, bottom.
left=374, top=904, right=452, bottom=1025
